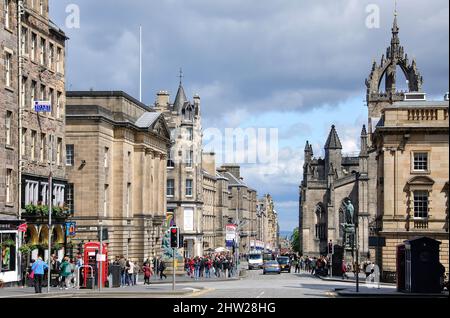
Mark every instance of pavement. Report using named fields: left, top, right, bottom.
left=1, top=264, right=447, bottom=298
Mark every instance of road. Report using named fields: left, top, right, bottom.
left=180, top=269, right=357, bottom=298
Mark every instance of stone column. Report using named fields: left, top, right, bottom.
left=151, top=151, right=157, bottom=215
left=134, top=148, right=144, bottom=216
left=158, top=154, right=165, bottom=216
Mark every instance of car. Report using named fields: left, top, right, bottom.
left=277, top=257, right=292, bottom=273
left=263, top=261, right=281, bottom=275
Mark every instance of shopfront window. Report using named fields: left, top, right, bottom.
left=0, top=233, right=16, bottom=272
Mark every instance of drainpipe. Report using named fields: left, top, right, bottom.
left=17, top=0, right=25, bottom=284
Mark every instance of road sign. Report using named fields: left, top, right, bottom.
left=226, top=224, right=237, bottom=247
left=33, top=101, right=52, bottom=113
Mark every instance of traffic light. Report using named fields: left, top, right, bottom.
left=170, top=226, right=180, bottom=248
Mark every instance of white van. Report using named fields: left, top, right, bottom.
left=248, top=251, right=264, bottom=270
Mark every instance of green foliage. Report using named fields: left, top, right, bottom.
left=290, top=228, right=301, bottom=254
left=25, top=204, right=37, bottom=215
left=18, top=244, right=36, bottom=254
left=1, top=239, right=16, bottom=247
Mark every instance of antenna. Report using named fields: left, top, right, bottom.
left=139, top=25, right=142, bottom=102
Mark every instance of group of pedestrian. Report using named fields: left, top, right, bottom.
left=111, top=256, right=142, bottom=287
left=184, top=253, right=235, bottom=280
left=27, top=254, right=78, bottom=294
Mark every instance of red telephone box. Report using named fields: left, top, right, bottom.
left=83, top=242, right=108, bottom=288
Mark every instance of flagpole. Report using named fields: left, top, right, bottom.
left=139, top=25, right=142, bottom=102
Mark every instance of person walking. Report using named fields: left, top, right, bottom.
left=159, top=260, right=167, bottom=280
left=59, top=257, right=71, bottom=290
left=143, top=263, right=153, bottom=285
left=31, top=257, right=48, bottom=294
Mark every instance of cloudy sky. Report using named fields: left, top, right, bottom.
left=49, top=0, right=449, bottom=232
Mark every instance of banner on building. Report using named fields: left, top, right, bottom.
left=226, top=224, right=237, bottom=248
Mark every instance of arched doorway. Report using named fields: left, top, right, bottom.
left=315, top=203, right=327, bottom=255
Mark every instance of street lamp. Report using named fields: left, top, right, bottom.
left=99, top=219, right=103, bottom=292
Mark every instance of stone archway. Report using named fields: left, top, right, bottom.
left=25, top=225, right=39, bottom=246
left=315, top=203, right=328, bottom=255
left=53, top=225, right=65, bottom=244
left=39, top=225, right=49, bottom=245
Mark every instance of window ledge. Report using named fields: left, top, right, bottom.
left=4, top=27, right=13, bottom=34
left=5, top=145, right=15, bottom=151
left=5, top=86, right=15, bottom=93
left=410, top=171, right=431, bottom=175
left=5, top=203, right=15, bottom=208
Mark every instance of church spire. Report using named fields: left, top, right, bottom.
left=173, top=68, right=188, bottom=112
left=325, top=125, right=343, bottom=150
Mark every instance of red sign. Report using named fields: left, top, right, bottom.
left=17, top=223, right=28, bottom=233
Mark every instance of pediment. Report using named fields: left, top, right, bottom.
left=151, top=116, right=171, bottom=140
left=406, top=176, right=435, bottom=186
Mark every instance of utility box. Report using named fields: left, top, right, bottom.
left=110, top=265, right=121, bottom=288
left=404, top=237, right=441, bottom=294
left=396, top=244, right=406, bottom=292
left=332, top=245, right=344, bottom=277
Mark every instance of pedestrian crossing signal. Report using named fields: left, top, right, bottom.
left=170, top=226, right=179, bottom=248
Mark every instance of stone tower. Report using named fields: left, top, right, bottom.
left=365, top=10, right=423, bottom=139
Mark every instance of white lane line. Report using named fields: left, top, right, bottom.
left=256, top=291, right=265, bottom=298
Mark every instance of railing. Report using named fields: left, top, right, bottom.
left=413, top=219, right=429, bottom=229
left=77, top=265, right=94, bottom=289
left=408, top=109, right=438, bottom=121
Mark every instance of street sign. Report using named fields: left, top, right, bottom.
left=226, top=224, right=237, bottom=247
left=96, top=254, right=106, bottom=262
left=33, top=101, right=52, bottom=113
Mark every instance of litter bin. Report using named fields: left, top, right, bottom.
left=404, top=237, right=441, bottom=293
left=110, top=265, right=121, bottom=288
left=85, top=277, right=94, bottom=290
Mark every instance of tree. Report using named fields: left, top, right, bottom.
left=290, top=228, right=301, bottom=254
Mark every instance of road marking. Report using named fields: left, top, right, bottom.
left=187, top=288, right=215, bottom=298
left=256, top=291, right=265, bottom=298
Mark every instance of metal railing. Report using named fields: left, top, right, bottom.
left=76, top=265, right=94, bottom=290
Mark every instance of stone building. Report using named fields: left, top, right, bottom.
left=201, top=152, right=217, bottom=251
left=299, top=125, right=374, bottom=258
left=1, top=0, right=67, bottom=284
left=218, top=165, right=258, bottom=255
left=257, top=194, right=279, bottom=253
left=154, top=83, right=204, bottom=258
left=65, top=91, right=171, bottom=262
left=366, top=12, right=449, bottom=279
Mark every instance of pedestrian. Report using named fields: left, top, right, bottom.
left=342, top=260, right=348, bottom=280
left=133, top=261, right=140, bottom=285
left=59, top=256, right=71, bottom=290
left=127, top=260, right=135, bottom=286
left=31, top=257, right=48, bottom=294
left=143, top=263, right=153, bottom=285
left=119, top=256, right=127, bottom=287
left=159, top=260, right=167, bottom=280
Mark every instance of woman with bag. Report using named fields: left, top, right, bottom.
left=59, top=257, right=71, bottom=290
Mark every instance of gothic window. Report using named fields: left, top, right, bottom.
left=315, top=204, right=327, bottom=240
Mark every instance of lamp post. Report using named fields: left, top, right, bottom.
left=47, top=135, right=54, bottom=293
left=99, top=219, right=103, bottom=292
